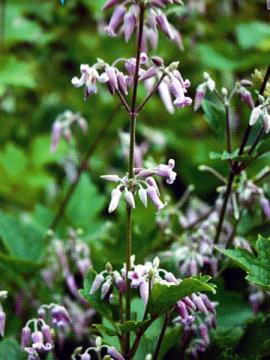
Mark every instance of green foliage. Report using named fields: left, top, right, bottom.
left=202, top=99, right=225, bottom=140
left=148, top=275, right=216, bottom=316
left=0, top=338, right=23, bottom=360
left=236, top=22, right=270, bottom=50
left=219, top=236, right=270, bottom=290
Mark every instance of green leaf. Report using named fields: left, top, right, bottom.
left=0, top=338, right=23, bottom=360
left=65, top=174, right=105, bottom=237
left=80, top=268, right=113, bottom=321
left=147, top=275, right=216, bottom=316
left=93, top=324, right=119, bottom=337
left=117, top=319, right=151, bottom=334
left=218, top=235, right=270, bottom=290
left=209, top=150, right=249, bottom=162
left=0, top=56, right=36, bottom=88
left=235, top=315, right=270, bottom=359
left=202, top=99, right=225, bottom=140
left=0, top=210, right=45, bottom=263
left=236, top=22, right=270, bottom=49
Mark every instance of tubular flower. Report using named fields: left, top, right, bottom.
left=101, top=159, right=177, bottom=213
left=102, top=0, right=185, bottom=50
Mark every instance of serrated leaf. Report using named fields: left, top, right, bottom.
left=218, top=235, right=270, bottom=290
left=202, top=99, right=225, bottom=140
left=0, top=211, right=45, bottom=263
left=147, top=275, right=216, bottom=316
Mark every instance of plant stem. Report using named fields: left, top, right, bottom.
left=214, top=170, right=234, bottom=244
left=225, top=103, right=232, bottom=152
left=214, top=66, right=270, bottom=245
left=136, top=74, right=166, bottom=113
left=0, top=0, right=5, bottom=51
left=50, top=106, right=118, bottom=230
left=238, top=65, right=270, bottom=156
left=125, top=3, right=145, bottom=355
left=153, top=313, right=169, bottom=360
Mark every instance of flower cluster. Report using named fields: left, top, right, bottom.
left=42, top=229, right=91, bottom=297
left=72, top=55, right=192, bottom=113
left=21, top=304, right=70, bottom=360
left=90, top=256, right=216, bottom=321
left=103, top=0, right=184, bottom=50
left=101, top=159, right=177, bottom=213
left=72, top=336, right=124, bottom=360
left=180, top=308, right=216, bottom=359
left=158, top=195, right=252, bottom=277
left=237, top=173, right=270, bottom=221
left=0, top=291, right=7, bottom=337
left=51, top=110, right=88, bottom=152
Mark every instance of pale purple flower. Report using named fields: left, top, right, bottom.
left=156, top=159, right=177, bottom=184
left=105, top=5, right=126, bottom=37
left=241, top=88, right=255, bottom=109
left=108, top=188, right=122, bottom=213
left=262, top=111, right=270, bottom=133
left=124, top=7, right=137, bottom=42
left=147, top=185, right=166, bottom=210
left=128, top=265, right=147, bottom=287
left=21, top=326, right=31, bottom=348
left=71, top=64, right=100, bottom=99
left=0, top=311, right=5, bottom=337
left=103, top=0, right=119, bottom=11
left=260, top=197, right=270, bottom=220
left=249, top=106, right=262, bottom=126
left=138, top=188, right=148, bottom=207
left=41, top=324, right=53, bottom=345
left=124, top=190, right=136, bottom=209
left=139, top=281, right=149, bottom=304
left=51, top=305, right=71, bottom=327
left=90, top=273, right=105, bottom=294
left=158, top=80, right=175, bottom=113
left=107, top=346, right=125, bottom=360
left=81, top=354, right=91, bottom=360
left=51, top=121, right=62, bottom=152
left=156, top=14, right=174, bottom=40
left=101, top=279, right=112, bottom=299
left=267, top=0, right=270, bottom=10
left=194, top=83, right=207, bottom=111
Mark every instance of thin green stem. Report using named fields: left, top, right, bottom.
left=225, top=103, right=232, bottom=155
left=50, top=106, right=118, bottom=230
left=153, top=313, right=169, bottom=360
left=125, top=3, right=145, bottom=355
left=136, top=73, right=166, bottom=113
left=214, top=170, right=234, bottom=244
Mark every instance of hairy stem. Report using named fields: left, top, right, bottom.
left=125, top=3, right=145, bottom=355
left=50, top=106, right=118, bottom=230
